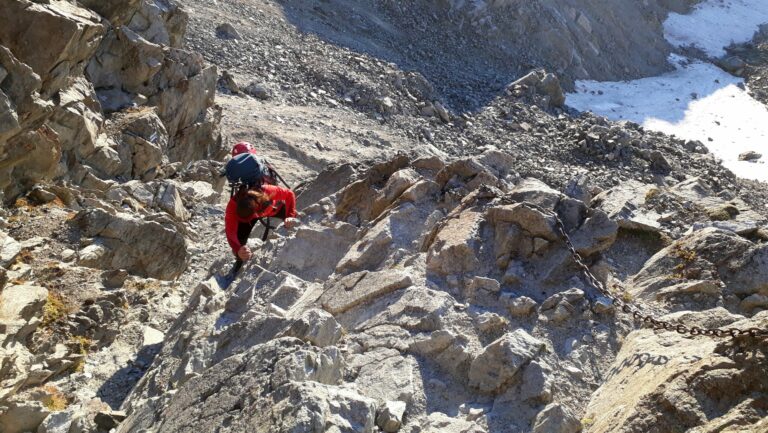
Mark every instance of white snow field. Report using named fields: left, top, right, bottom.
left=665, top=0, right=768, bottom=57
left=567, top=0, right=768, bottom=182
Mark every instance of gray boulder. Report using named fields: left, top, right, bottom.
left=0, top=400, right=49, bottom=433
left=591, top=180, right=662, bottom=232
left=0, top=230, right=21, bottom=268
left=74, top=207, right=189, bottom=279
left=376, top=400, right=407, bottom=433
left=155, top=181, right=189, bottom=221
left=717, top=56, right=746, bottom=76
left=468, top=329, right=544, bottom=394
left=738, top=151, right=762, bottom=162
left=631, top=227, right=768, bottom=314
left=244, top=82, right=271, bottom=100
left=0, top=284, right=48, bottom=342
left=508, top=69, right=566, bottom=108
left=531, top=403, right=581, bottom=433
left=283, top=309, right=343, bottom=347
left=215, top=23, right=242, bottom=40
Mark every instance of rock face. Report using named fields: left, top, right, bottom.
left=108, top=152, right=767, bottom=433
left=0, top=44, right=58, bottom=200
left=585, top=311, right=768, bottom=433
left=321, top=270, right=414, bottom=314
left=75, top=207, right=189, bottom=279
left=120, top=338, right=373, bottom=433
left=116, top=153, right=661, bottom=433
left=0, top=0, right=221, bottom=202
left=3, top=0, right=768, bottom=431
left=593, top=177, right=766, bottom=238
left=0, top=0, right=105, bottom=98
left=4, top=144, right=768, bottom=433
left=468, top=330, right=544, bottom=394
left=630, top=227, right=768, bottom=315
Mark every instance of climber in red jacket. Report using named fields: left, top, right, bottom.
left=223, top=142, right=299, bottom=275
left=225, top=184, right=298, bottom=273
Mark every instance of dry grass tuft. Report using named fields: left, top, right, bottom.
left=42, top=292, right=71, bottom=327
left=41, top=385, right=69, bottom=411
left=69, top=335, right=92, bottom=373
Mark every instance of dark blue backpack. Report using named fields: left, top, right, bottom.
left=224, top=153, right=277, bottom=195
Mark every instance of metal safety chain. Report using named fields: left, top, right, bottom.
left=519, top=202, right=767, bottom=340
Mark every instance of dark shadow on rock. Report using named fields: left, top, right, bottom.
left=96, top=342, right=162, bottom=410
left=414, top=355, right=487, bottom=418
left=604, top=351, right=670, bottom=382
left=276, top=0, right=521, bottom=111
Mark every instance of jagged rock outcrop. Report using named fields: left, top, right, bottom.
left=74, top=207, right=189, bottom=279
left=0, top=0, right=221, bottom=202
left=79, top=0, right=143, bottom=26
left=3, top=0, right=767, bottom=431
left=112, top=152, right=768, bottom=433
left=127, top=0, right=188, bottom=48
left=585, top=310, right=768, bottom=433
left=0, top=0, right=105, bottom=99
left=0, top=44, right=58, bottom=200
left=86, top=21, right=221, bottom=163
left=115, top=153, right=637, bottom=432
left=629, top=228, right=768, bottom=315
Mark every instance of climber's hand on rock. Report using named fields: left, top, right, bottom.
left=237, top=246, right=252, bottom=261
left=284, top=217, right=299, bottom=230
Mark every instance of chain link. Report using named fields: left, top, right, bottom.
left=518, top=202, right=767, bottom=341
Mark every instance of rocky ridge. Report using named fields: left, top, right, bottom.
left=0, top=0, right=223, bottom=201
left=184, top=0, right=768, bottom=213
left=0, top=0, right=767, bottom=433
left=116, top=153, right=768, bottom=433
left=0, top=0, right=228, bottom=431
left=187, top=0, right=700, bottom=110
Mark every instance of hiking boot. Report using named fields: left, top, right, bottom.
left=231, top=259, right=244, bottom=275
left=215, top=260, right=243, bottom=289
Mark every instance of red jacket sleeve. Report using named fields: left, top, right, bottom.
left=263, top=185, right=297, bottom=218
left=224, top=198, right=241, bottom=253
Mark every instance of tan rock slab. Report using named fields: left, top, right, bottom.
left=321, top=270, right=413, bottom=314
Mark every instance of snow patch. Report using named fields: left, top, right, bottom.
left=567, top=56, right=768, bottom=182
left=664, top=0, right=768, bottom=57
left=569, top=1, right=768, bottom=182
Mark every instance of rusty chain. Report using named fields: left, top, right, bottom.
left=518, top=202, right=767, bottom=340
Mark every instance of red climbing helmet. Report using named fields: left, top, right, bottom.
left=231, top=141, right=257, bottom=157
